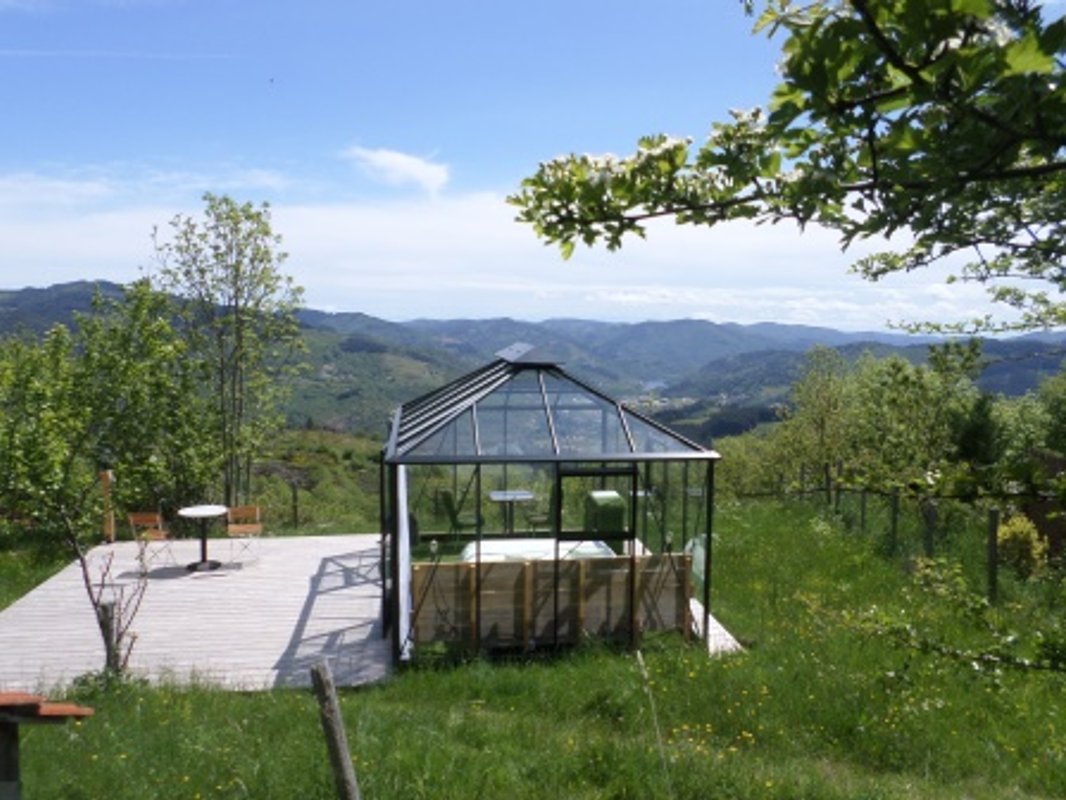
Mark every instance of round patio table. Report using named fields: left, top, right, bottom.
left=178, top=504, right=228, bottom=572
left=489, top=489, right=535, bottom=535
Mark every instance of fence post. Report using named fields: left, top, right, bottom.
left=922, top=498, right=937, bottom=558
left=889, top=488, right=900, bottom=556
left=824, top=463, right=832, bottom=507
left=290, top=482, right=300, bottom=528
left=833, top=460, right=843, bottom=514
left=987, top=507, right=1000, bottom=605
left=860, top=489, right=868, bottom=535
left=310, top=661, right=362, bottom=800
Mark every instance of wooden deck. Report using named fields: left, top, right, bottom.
left=0, top=534, right=391, bottom=693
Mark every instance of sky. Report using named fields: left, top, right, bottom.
left=0, top=0, right=1036, bottom=331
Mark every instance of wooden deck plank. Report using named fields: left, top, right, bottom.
left=0, top=535, right=391, bottom=693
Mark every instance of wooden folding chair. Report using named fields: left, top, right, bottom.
left=128, top=511, right=174, bottom=571
left=226, top=505, right=263, bottom=562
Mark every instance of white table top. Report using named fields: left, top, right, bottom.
left=488, top=490, right=535, bottom=502
left=178, top=504, right=228, bottom=519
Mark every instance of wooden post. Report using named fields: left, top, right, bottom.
left=923, top=498, right=937, bottom=558
left=310, top=661, right=361, bottom=800
left=99, top=470, right=115, bottom=543
left=290, top=482, right=300, bottom=529
left=522, top=562, right=534, bottom=649
left=860, top=489, right=868, bottom=535
left=833, top=460, right=843, bottom=514
left=987, top=507, right=1000, bottom=604
left=889, top=488, right=900, bottom=556
left=1, top=694, right=93, bottom=800
left=1, top=721, right=19, bottom=800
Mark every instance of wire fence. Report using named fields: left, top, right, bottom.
left=735, top=465, right=1064, bottom=604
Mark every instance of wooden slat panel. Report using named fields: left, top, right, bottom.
left=410, top=554, right=694, bottom=654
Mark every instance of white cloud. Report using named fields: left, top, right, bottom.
left=0, top=172, right=116, bottom=209
left=339, top=146, right=449, bottom=195
left=0, top=167, right=1018, bottom=332
left=273, top=193, right=1007, bottom=330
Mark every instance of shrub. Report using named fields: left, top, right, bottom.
left=998, top=514, right=1047, bottom=579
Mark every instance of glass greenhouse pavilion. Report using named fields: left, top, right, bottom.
left=380, top=343, right=722, bottom=663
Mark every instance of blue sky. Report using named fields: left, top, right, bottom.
left=0, top=0, right=1029, bottom=330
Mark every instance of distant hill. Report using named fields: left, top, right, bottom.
left=668, top=337, right=1066, bottom=420
left=401, top=317, right=931, bottom=392
left=0, top=280, right=125, bottom=334
left=2, top=281, right=1064, bottom=438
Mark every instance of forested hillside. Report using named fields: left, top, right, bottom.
left=2, top=281, right=1063, bottom=438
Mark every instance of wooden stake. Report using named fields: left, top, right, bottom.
left=1, top=721, right=20, bottom=800
left=988, top=507, right=1000, bottom=605
left=310, top=661, right=361, bottom=800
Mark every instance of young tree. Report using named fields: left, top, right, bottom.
left=75, top=281, right=220, bottom=514
left=152, top=193, right=305, bottom=506
left=1038, top=363, right=1066, bottom=455
left=776, top=346, right=855, bottom=484
left=0, top=282, right=215, bottom=672
left=511, top=1, right=1066, bottom=331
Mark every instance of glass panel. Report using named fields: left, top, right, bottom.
left=622, top=410, right=701, bottom=454
left=543, top=374, right=629, bottom=456
left=475, top=371, right=554, bottom=457
left=405, top=407, right=477, bottom=458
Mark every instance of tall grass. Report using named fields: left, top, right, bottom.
left=11, top=499, right=1066, bottom=798
left=0, top=534, right=66, bottom=610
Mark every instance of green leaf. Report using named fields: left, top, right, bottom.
left=950, top=0, right=992, bottom=18
left=762, top=149, right=782, bottom=177
left=1004, top=33, right=1055, bottom=76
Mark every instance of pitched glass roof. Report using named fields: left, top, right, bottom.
left=384, top=344, right=719, bottom=464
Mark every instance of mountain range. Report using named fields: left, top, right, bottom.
left=2, top=281, right=1064, bottom=439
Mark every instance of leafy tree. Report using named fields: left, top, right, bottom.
left=847, top=352, right=979, bottom=487
left=1038, top=362, right=1066, bottom=455
left=776, top=347, right=855, bottom=486
left=74, top=281, right=220, bottom=514
left=152, top=193, right=305, bottom=506
left=0, top=282, right=217, bottom=672
left=511, top=1, right=1066, bottom=331
left=0, top=328, right=87, bottom=537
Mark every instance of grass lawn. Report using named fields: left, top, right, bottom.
left=0, top=543, right=66, bottom=611
left=6, top=499, right=1065, bottom=798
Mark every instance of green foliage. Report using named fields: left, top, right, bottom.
left=152, top=193, right=305, bottom=506
left=249, top=429, right=383, bottom=533
left=1039, top=362, right=1066, bottom=455
left=74, top=281, right=220, bottom=515
left=511, top=1, right=1066, bottom=332
left=0, top=283, right=223, bottom=672
left=998, top=513, right=1048, bottom=580
left=0, top=283, right=218, bottom=551
left=775, top=346, right=853, bottom=479
left=847, top=350, right=980, bottom=487
left=0, top=547, right=65, bottom=610
left=717, top=344, right=994, bottom=496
